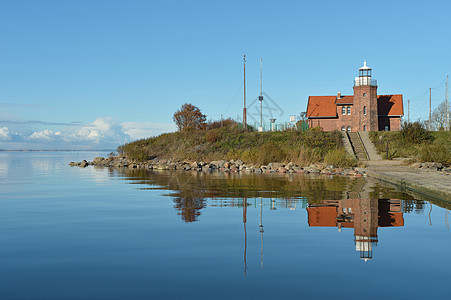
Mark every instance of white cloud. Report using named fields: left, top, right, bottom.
left=0, top=117, right=175, bottom=150
left=72, top=117, right=130, bottom=144
left=29, top=129, right=62, bottom=140
left=0, top=127, right=11, bottom=140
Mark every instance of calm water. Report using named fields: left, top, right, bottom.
left=1, top=151, right=450, bottom=299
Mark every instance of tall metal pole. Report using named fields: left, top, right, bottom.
left=243, top=55, right=247, bottom=130
left=429, top=88, right=432, bottom=131
left=260, top=57, right=263, bottom=129
left=446, top=75, right=449, bottom=131
left=243, top=197, right=247, bottom=276
left=259, top=197, right=264, bottom=269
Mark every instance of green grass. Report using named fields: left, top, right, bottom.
left=117, top=122, right=354, bottom=167
left=369, top=131, right=451, bottom=165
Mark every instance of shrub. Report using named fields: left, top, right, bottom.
left=206, top=118, right=240, bottom=130
left=401, top=121, right=433, bottom=144
left=418, top=143, right=451, bottom=165
left=205, top=129, right=221, bottom=143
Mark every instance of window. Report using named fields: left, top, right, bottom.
left=347, top=106, right=351, bottom=115
left=385, top=125, right=389, bottom=131
left=347, top=126, right=351, bottom=132
left=342, top=106, right=346, bottom=115
left=363, top=106, right=366, bottom=115
left=363, top=125, right=367, bottom=131
left=363, top=93, right=367, bottom=97
left=341, top=126, right=345, bottom=131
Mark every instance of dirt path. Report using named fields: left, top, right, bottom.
left=365, top=159, right=451, bottom=201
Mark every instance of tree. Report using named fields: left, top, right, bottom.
left=173, top=103, right=207, bottom=132
left=431, top=101, right=451, bottom=131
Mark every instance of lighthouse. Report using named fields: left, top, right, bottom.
left=353, top=61, right=379, bottom=131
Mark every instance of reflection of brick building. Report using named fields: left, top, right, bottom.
left=307, top=199, right=403, bottom=261
left=306, top=62, right=404, bottom=132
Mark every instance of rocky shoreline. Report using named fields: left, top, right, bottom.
left=69, top=156, right=368, bottom=177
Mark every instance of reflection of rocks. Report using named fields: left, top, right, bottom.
left=71, top=156, right=369, bottom=177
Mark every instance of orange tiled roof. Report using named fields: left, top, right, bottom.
left=307, top=207, right=337, bottom=227
left=377, top=94, right=404, bottom=116
left=306, top=96, right=338, bottom=118
left=335, top=95, right=354, bottom=105
left=306, top=94, right=403, bottom=117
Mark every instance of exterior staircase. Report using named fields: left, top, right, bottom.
left=347, top=132, right=368, bottom=160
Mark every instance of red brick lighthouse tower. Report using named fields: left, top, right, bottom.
left=353, top=61, right=378, bottom=131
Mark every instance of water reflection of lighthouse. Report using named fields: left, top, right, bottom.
left=308, top=198, right=403, bottom=261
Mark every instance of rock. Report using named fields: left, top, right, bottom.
left=286, top=162, right=295, bottom=170
left=278, top=167, right=287, bottom=173
left=93, top=157, right=105, bottom=164
left=235, top=160, right=244, bottom=166
left=269, top=162, right=284, bottom=170
left=423, top=162, right=443, bottom=170
left=80, top=160, right=88, bottom=168
left=292, top=167, right=303, bottom=173
left=410, top=162, right=422, bottom=169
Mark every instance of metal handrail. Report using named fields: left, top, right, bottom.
left=354, top=79, right=377, bottom=87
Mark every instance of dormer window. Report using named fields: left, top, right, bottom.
left=347, top=106, right=351, bottom=115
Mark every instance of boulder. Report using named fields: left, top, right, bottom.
left=278, top=167, right=287, bottom=173
left=93, top=157, right=105, bottom=164
left=269, top=162, right=284, bottom=170
left=410, top=162, right=422, bottom=169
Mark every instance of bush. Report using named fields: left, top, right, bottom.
left=418, top=143, right=451, bottom=165
left=401, top=121, right=433, bottom=144
left=205, top=129, right=221, bottom=143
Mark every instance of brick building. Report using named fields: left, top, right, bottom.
left=306, top=61, right=404, bottom=132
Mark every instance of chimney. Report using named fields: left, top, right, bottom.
left=337, top=92, right=341, bottom=99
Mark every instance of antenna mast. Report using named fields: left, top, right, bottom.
left=429, top=88, right=432, bottom=131
left=446, top=75, right=449, bottom=131
left=258, top=57, right=263, bottom=131
left=243, top=55, right=247, bottom=130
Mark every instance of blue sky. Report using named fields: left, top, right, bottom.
left=1, top=0, right=450, bottom=149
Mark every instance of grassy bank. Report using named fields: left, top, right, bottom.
left=118, top=121, right=357, bottom=167
left=370, top=130, right=451, bottom=165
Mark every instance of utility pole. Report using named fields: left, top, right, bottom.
left=446, top=75, right=449, bottom=131
left=243, top=55, right=247, bottom=130
left=429, top=88, right=432, bottom=131
left=407, top=99, right=410, bottom=124
left=258, top=57, right=263, bottom=131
